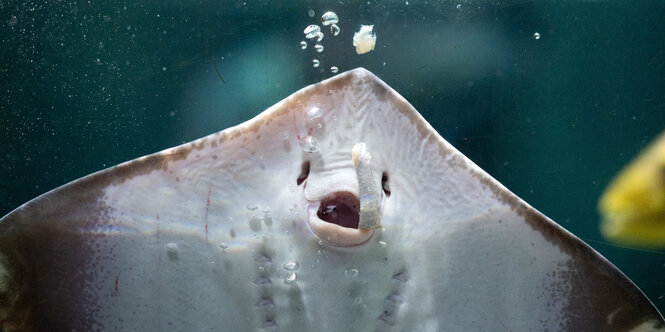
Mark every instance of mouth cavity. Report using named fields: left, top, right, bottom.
left=317, top=192, right=360, bottom=229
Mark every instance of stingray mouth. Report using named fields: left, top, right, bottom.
left=317, top=192, right=360, bottom=228
left=307, top=191, right=373, bottom=247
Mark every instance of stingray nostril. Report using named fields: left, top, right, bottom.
left=381, top=171, right=391, bottom=197
left=297, top=161, right=310, bottom=186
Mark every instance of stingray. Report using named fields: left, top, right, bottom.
left=0, top=68, right=663, bottom=331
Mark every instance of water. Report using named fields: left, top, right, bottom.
left=1, top=0, right=664, bottom=315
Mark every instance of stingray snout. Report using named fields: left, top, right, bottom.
left=305, top=143, right=383, bottom=247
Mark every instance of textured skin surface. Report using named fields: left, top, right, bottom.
left=0, top=68, right=663, bottom=331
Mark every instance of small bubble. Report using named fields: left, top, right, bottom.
left=304, top=25, right=321, bottom=39
left=162, top=67, right=166, bottom=71
left=316, top=31, right=324, bottom=42
left=258, top=266, right=265, bottom=272
left=456, top=3, right=462, bottom=9
left=166, top=243, right=178, bottom=260
left=219, top=242, right=229, bottom=249
left=308, top=9, right=315, bottom=17
left=300, top=135, right=320, bottom=153
left=330, top=66, right=339, bottom=73
left=312, top=59, right=320, bottom=68
left=378, top=240, right=387, bottom=248
left=300, top=41, right=307, bottom=49
left=321, top=11, right=339, bottom=26
left=354, top=297, right=363, bottom=304
left=314, top=44, right=324, bottom=53
left=284, top=273, right=297, bottom=284
left=284, top=261, right=299, bottom=271
left=330, top=24, right=340, bottom=36
left=305, top=107, right=323, bottom=123
left=533, top=32, right=541, bottom=40
left=281, top=132, right=290, bottom=140
left=247, top=202, right=258, bottom=210
left=345, top=268, right=359, bottom=278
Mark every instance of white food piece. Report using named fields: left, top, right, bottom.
left=353, top=25, right=376, bottom=55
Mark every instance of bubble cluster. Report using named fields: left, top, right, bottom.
left=300, top=10, right=341, bottom=74
left=533, top=32, right=541, bottom=40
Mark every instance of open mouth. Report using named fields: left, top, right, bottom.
left=306, top=191, right=373, bottom=247
left=317, top=191, right=360, bottom=229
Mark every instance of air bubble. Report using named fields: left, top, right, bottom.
left=284, top=273, right=297, bottom=284
left=300, top=41, right=307, bottom=49
left=166, top=243, right=178, bottom=259
left=330, top=66, right=339, bottom=73
left=305, top=107, right=323, bottom=123
left=354, top=297, right=363, bottom=304
left=345, top=268, right=359, bottom=278
left=247, top=202, right=258, bottom=210
left=316, top=32, right=324, bottom=42
left=314, top=44, right=324, bottom=53
left=321, top=11, right=339, bottom=26
left=219, top=242, right=229, bottom=249
left=307, top=9, right=315, bottom=17
left=533, top=32, right=541, bottom=40
left=284, top=261, right=300, bottom=271
left=330, top=24, right=340, bottom=36
left=304, top=25, right=321, bottom=39
left=312, top=59, right=320, bottom=68
left=300, top=136, right=320, bottom=153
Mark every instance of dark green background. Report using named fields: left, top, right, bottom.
left=2, top=0, right=665, bottom=314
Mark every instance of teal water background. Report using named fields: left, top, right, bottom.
left=1, top=0, right=665, bottom=314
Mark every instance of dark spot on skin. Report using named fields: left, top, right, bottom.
left=381, top=172, right=391, bottom=197
left=297, top=161, right=310, bottom=186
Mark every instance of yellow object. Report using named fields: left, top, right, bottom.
left=599, top=131, right=665, bottom=247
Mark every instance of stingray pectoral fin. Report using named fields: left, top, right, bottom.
left=352, top=142, right=382, bottom=230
